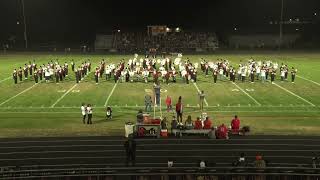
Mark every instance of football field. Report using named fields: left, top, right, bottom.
left=0, top=52, right=319, bottom=137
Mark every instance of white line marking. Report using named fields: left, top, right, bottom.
left=104, top=82, right=118, bottom=107
left=0, top=76, right=11, bottom=83
left=297, top=75, right=320, bottom=86
left=192, top=82, right=209, bottom=106
left=50, top=84, right=78, bottom=108
left=232, top=82, right=261, bottom=106
left=273, top=82, right=316, bottom=107
left=0, top=84, right=38, bottom=106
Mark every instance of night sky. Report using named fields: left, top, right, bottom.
left=0, top=0, right=319, bottom=44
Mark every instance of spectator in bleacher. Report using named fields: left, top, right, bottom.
left=254, top=153, right=266, bottom=168
left=208, top=127, right=216, bottom=139
left=231, top=115, right=240, bottom=133
left=194, top=117, right=202, bottom=129
left=185, top=115, right=194, bottom=130
left=175, top=96, right=183, bottom=122
left=171, top=116, right=178, bottom=129
left=203, top=117, right=212, bottom=129
left=136, top=110, right=144, bottom=125
left=124, top=136, right=136, bottom=166
left=215, top=123, right=228, bottom=139
left=234, top=153, right=247, bottom=167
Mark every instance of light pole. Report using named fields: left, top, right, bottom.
left=21, top=0, right=28, bottom=49
left=279, top=0, right=284, bottom=51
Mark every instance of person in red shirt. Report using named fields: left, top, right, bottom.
left=203, top=117, right=212, bottom=129
left=175, top=96, right=183, bottom=122
left=194, top=117, right=202, bottom=129
left=231, top=115, right=240, bottom=133
left=165, top=95, right=172, bottom=112
left=216, top=123, right=228, bottom=139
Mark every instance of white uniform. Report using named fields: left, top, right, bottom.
left=81, top=106, right=86, bottom=116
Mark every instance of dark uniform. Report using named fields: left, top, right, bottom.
left=18, top=68, right=23, bottom=82
left=95, top=68, right=99, bottom=84
left=271, top=70, right=276, bottom=83
left=13, top=69, right=18, bottom=84
left=213, top=69, right=218, bottom=83
left=34, top=70, right=39, bottom=83
left=291, top=68, right=297, bottom=83
left=75, top=69, right=79, bottom=83
left=23, top=65, right=28, bottom=79
left=71, top=60, right=75, bottom=72
left=124, top=138, right=136, bottom=166
left=250, top=68, right=255, bottom=83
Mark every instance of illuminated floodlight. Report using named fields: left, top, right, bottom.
left=117, top=29, right=121, bottom=33
left=289, top=19, right=292, bottom=21
left=315, top=12, right=317, bottom=16
left=175, top=27, right=180, bottom=32
left=234, top=27, right=237, bottom=31
left=16, top=21, right=20, bottom=25
left=166, top=27, right=170, bottom=32
left=295, top=28, right=299, bottom=31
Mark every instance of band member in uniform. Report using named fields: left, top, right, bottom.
left=28, top=62, right=32, bottom=75
left=55, top=68, right=60, bottom=84
left=250, top=67, right=255, bottom=83
left=270, top=69, right=276, bottom=84
left=75, top=68, right=79, bottom=83
left=18, top=67, right=23, bottom=82
left=71, top=60, right=75, bottom=72
left=291, top=67, right=297, bottom=83
left=213, top=69, right=218, bottom=83
left=95, top=67, right=99, bottom=84
left=13, top=69, right=18, bottom=84
left=23, top=64, right=28, bottom=80
left=87, top=104, right=93, bottom=124
left=81, top=103, right=86, bottom=124
left=34, top=69, right=39, bottom=83
left=38, top=67, right=43, bottom=81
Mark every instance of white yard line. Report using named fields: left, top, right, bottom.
left=50, top=84, right=78, bottom=108
left=0, top=84, right=38, bottom=106
left=297, top=75, right=320, bottom=86
left=273, top=82, right=316, bottom=107
left=104, top=82, right=118, bottom=107
left=192, top=82, right=209, bottom=106
left=0, top=76, right=11, bottom=83
left=232, top=82, right=261, bottom=106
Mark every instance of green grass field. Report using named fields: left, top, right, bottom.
left=0, top=52, right=319, bottom=138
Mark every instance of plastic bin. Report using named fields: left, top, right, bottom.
left=124, top=122, right=135, bottom=138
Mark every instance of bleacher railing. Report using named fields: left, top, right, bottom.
left=1, top=166, right=319, bottom=179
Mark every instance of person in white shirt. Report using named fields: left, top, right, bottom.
left=86, top=104, right=93, bottom=124
left=81, top=103, right=87, bottom=124
left=260, top=68, right=266, bottom=83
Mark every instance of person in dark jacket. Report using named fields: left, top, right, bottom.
left=124, top=136, right=136, bottom=166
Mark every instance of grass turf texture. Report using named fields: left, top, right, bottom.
left=0, top=52, right=319, bottom=138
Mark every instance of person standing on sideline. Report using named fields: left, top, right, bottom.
left=165, top=95, right=172, bottom=112
left=153, top=82, right=161, bottom=106
left=124, top=136, right=136, bottom=166
left=199, top=90, right=205, bottom=111
left=144, top=94, right=152, bottom=112
left=18, top=67, right=23, bottom=82
left=175, top=96, right=183, bottom=123
left=291, top=67, right=297, bottom=83
left=81, top=103, right=86, bottom=124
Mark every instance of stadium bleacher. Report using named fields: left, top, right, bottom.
left=0, top=135, right=319, bottom=179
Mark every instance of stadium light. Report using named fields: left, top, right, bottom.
left=315, top=12, right=317, bottom=16
left=175, top=27, right=180, bottom=32
left=166, top=27, right=170, bottom=32
left=117, top=29, right=121, bottom=33
left=16, top=21, right=20, bottom=25
left=295, top=28, right=299, bottom=31
left=234, top=27, right=237, bottom=31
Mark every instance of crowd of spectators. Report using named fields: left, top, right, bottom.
left=113, top=32, right=218, bottom=53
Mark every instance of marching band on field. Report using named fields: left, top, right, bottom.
left=12, top=54, right=297, bottom=85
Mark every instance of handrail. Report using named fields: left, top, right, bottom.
left=0, top=166, right=319, bottom=179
